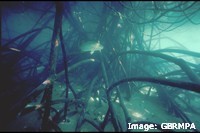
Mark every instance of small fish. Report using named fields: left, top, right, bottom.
left=9, top=47, right=21, bottom=52
left=42, top=79, right=51, bottom=85
left=80, top=40, right=103, bottom=54
left=55, top=39, right=59, bottom=47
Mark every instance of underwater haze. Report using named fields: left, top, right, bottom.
left=1, top=1, right=200, bottom=132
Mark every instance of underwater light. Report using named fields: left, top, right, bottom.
left=89, top=97, right=95, bottom=102
left=96, top=97, right=99, bottom=101
left=144, top=109, right=150, bottom=114
left=25, top=104, right=33, bottom=108
left=117, top=23, right=122, bottom=28
left=132, top=112, right=143, bottom=118
left=116, top=98, right=120, bottom=103
left=90, top=59, right=95, bottom=62
left=118, top=12, right=123, bottom=20
left=139, top=87, right=150, bottom=95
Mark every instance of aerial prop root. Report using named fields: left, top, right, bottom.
left=104, top=77, right=200, bottom=131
